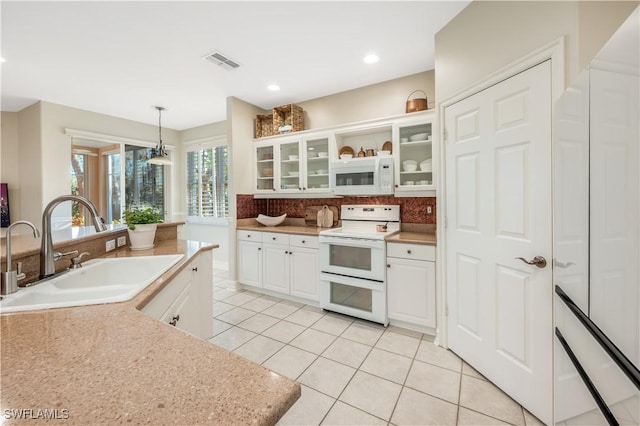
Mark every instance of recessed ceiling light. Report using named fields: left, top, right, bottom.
left=267, top=84, right=280, bottom=91
left=363, top=54, right=379, bottom=64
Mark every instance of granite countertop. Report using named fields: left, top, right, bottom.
left=237, top=223, right=324, bottom=236
left=386, top=231, right=437, bottom=246
left=237, top=219, right=437, bottom=245
left=0, top=239, right=300, bottom=425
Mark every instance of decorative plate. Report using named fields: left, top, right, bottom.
left=339, top=145, right=355, bottom=156
left=382, top=140, right=393, bottom=154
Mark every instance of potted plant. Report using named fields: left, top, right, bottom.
left=123, top=206, right=163, bottom=250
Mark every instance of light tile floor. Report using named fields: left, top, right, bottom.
left=210, top=270, right=545, bottom=426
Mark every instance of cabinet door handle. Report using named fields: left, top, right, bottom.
left=289, top=251, right=293, bottom=255
left=258, top=247, right=262, bottom=251
left=387, top=264, right=391, bottom=268
left=302, top=240, right=306, bottom=244
left=169, top=314, right=180, bottom=326
left=407, top=250, right=412, bottom=254
left=272, top=237, right=276, bottom=240
left=192, top=267, right=198, bottom=272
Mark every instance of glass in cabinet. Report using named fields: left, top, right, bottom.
left=255, top=145, right=274, bottom=191
left=279, top=140, right=301, bottom=191
left=395, top=118, right=434, bottom=191
left=304, top=137, right=330, bottom=192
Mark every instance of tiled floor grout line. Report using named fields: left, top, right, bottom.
left=213, top=287, right=532, bottom=426
left=315, top=318, right=388, bottom=425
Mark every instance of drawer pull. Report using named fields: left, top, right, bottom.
left=407, top=250, right=412, bottom=254
left=192, top=267, right=198, bottom=272
left=272, top=237, right=276, bottom=240
left=302, top=240, right=306, bottom=244
left=169, top=315, right=180, bottom=326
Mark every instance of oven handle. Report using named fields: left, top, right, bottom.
left=319, top=236, right=386, bottom=249
left=320, top=272, right=384, bottom=290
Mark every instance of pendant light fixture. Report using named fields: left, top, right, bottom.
left=147, top=106, right=171, bottom=165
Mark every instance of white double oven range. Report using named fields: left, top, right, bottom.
left=318, top=205, right=400, bottom=326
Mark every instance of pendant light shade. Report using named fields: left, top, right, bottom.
left=147, top=106, right=171, bottom=165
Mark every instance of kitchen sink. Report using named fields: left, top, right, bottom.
left=0, top=254, right=184, bottom=313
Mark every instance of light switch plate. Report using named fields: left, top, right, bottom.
left=106, top=239, right=116, bottom=252
left=117, top=236, right=126, bottom=247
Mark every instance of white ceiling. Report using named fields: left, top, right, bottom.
left=1, top=1, right=469, bottom=130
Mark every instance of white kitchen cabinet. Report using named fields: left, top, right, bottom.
left=142, top=250, right=213, bottom=340
left=289, top=235, right=319, bottom=300
left=263, top=242, right=290, bottom=293
left=393, top=112, right=436, bottom=194
left=237, top=231, right=319, bottom=303
left=254, top=135, right=332, bottom=196
left=302, top=135, right=331, bottom=193
left=237, top=231, right=263, bottom=288
left=387, top=242, right=436, bottom=331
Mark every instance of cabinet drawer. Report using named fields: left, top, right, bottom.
left=387, top=242, right=435, bottom=261
left=237, top=230, right=263, bottom=242
left=290, top=234, right=318, bottom=249
left=263, top=232, right=290, bottom=245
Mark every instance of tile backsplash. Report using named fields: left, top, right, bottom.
left=236, top=194, right=436, bottom=224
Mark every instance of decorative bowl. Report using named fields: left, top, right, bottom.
left=318, top=152, right=329, bottom=158
left=402, top=160, right=418, bottom=172
left=263, top=168, right=273, bottom=177
left=316, top=169, right=328, bottom=175
left=409, top=133, right=429, bottom=142
left=405, top=181, right=415, bottom=185
left=307, top=152, right=318, bottom=158
left=289, top=171, right=300, bottom=177
left=256, top=213, right=287, bottom=227
left=340, top=154, right=353, bottom=159
left=288, top=155, right=299, bottom=161
left=285, top=184, right=298, bottom=189
left=420, top=160, right=433, bottom=172
left=377, top=150, right=391, bottom=157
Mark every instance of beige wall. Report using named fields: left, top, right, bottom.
left=17, top=103, right=43, bottom=229
left=299, top=71, right=434, bottom=130
left=435, top=1, right=638, bottom=103
left=181, top=120, right=226, bottom=143
left=1, top=112, right=21, bottom=236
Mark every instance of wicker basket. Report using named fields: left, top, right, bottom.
left=255, top=114, right=274, bottom=138
left=273, top=104, right=304, bottom=134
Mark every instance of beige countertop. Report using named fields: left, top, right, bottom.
left=386, top=231, right=437, bottom=246
left=0, top=239, right=300, bottom=425
left=237, top=223, right=324, bottom=236
left=237, top=221, right=437, bottom=245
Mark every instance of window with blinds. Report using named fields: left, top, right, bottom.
left=186, top=144, right=228, bottom=219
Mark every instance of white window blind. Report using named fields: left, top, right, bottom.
left=186, top=141, right=228, bottom=220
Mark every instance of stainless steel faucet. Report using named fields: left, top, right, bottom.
left=40, top=195, right=107, bottom=279
left=1, top=221, right=40, bottom=295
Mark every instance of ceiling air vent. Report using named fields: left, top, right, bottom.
left=203, top=51, right=240, bottom=70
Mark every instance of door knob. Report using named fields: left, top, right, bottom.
left=515, top=256, right=547, bottom=268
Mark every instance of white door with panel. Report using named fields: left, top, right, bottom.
left=445, top=61, right=553, bottom=424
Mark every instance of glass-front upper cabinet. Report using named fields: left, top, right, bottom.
left=303, top=136, right=330, bottom=192
left=393, top=112, right=435, bottom=193
left=279, top=140, right=302, bottom=191
left=255, top=145, right=275, bottom=192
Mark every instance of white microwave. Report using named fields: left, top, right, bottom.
left=330, top=157, right=394, bottom=196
